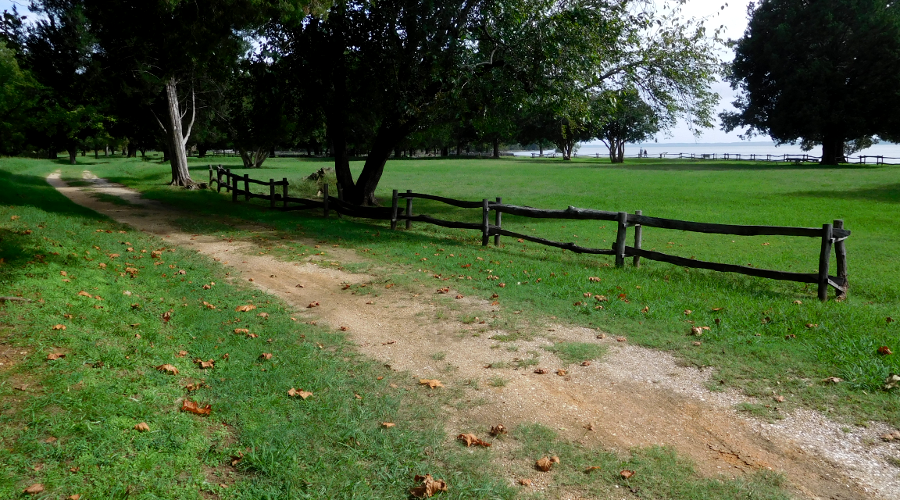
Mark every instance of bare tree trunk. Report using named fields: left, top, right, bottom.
left=164, top=77, right=195, bottom=186
left=616, top=140, right=625, bottom=163
left=820, top=133, right=844, bottom=165
left=492, top=138, right=500, bottom=158
left=67, top=148, right=77, bottom=165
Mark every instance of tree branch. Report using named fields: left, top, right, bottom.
left=182, top=86, right=196, bottom=142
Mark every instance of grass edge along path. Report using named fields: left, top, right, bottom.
left=0, top=161, right=794, bottom=498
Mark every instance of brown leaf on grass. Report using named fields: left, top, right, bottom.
left=615, top=336, right=627, bottom=342
left=287, top=388, right=312, bottom=399
left=878, top=346, right=894, bottom=355
left=340, top=326, right=349, bottom=331
left=51, top=324, right=66, bottom=330
left=640, top=306, right=649, bottom=313
left=258, top=312, right=269, bottom=319
left=535, top=457, right=553, bottom=472
left=134, top=422, right=150, bottom=432
left=156, top=364, right=179, bottom=375
left=581, top=361, right=592, bottom=366
left=594, top=295, right=608, bottom=302
left=410, top=474, right=448, bottom=498
left=24, top=483, right=44, bottom=494
left=202, top=301, right=216, bottom=309
left=259, top=353, right=272, bottom=360
left=887, top=317, right=894, bottom=323
left=176, top=350, right=187, bottom=357
left=692, top=341, right=702, bottom=346
left=684, top=309, right=693, bottom=315
left=195, top=359, right=215, bottom=369
left=46, top=352, right=65, bottom=360
left=457, top=433, right=491, bottom=447
left=773, top=395, right=785, bottom=403
left=382, top=422, right=396, bottom=428
left=884, top=374, right=900, bottom=390
left=181, top=399, right=211, bottom=416
left=498, top=283, right=506, bottom=288
left=620, top=469, right=635, bottom=479
left=9, top=215, right=18, bottom=220
left=235, top=304, right=256, bottom=312
left=585, top=423, right=595, bottom=431
left=584, top=466, right=602, bottom=472
left=455, top=294, right=464, bottom=299
left=436, top=287, right=450, bottom=294
left=77, top=290, right=92, bottom=297
left=533, top=368, right=548, bottom=374
left=689, top=327, right=703, bottom=336
left=108, top=253, right=119, bottom=258
left=246, top=333, right=259, bottom=338
left=202, top=284, right=211, bottom=290
left=161, top=310, right=172, bottom=323
left=588, top=276, right=601, bottom=282
left=306, top=301, right=320, bottom=308
left=518, top=479, right=532, bottom=486
left=234, top=328, right=249, bottom=335
left=68, top=494, right=81, bottom=500
left=556, top=369, right=567, bottom=376
left=805, top=323, right=818, bottom=329
left=823, top=376, right=843, bottom=384
left=419, top=379, right=443, bottom=388
left=489, top=424, right=507, bottom=436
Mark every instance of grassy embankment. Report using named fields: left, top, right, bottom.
left=0, top=157, right=793, bottom=499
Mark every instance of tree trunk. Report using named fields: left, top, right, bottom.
left=164, top=77, right=194, bottom=186
left=820, top=133, right=843, bottom=165
left=127, top=143, right=137, bottom=158
left=492, top=138, right=500, bottom=158
left=616, top=140, right=625, bottom=163
left=48, top=148, right=58, bottom=159
left=67, top=148, right=77, bottom=165
left=441, top=146, right=449, bottom=157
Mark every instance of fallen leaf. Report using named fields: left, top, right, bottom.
left=585, top=422, right=595, bottom=431
left=134, top=422, right=150, bottom=432
left=640, top=306, right=649, bottom=313
left=307, top=301, right=320, bottom=308
left=410, top=474, right=448, bottom=498
left=489, top=424, right=507, bottom=436
left=533, top=368, right=548, bottom=374
left=161, top=310, right=172, bottom=323
left=68, top=495, right=81, bottom=500
left=690, top=327, right=703, bottom=336
left=615, top=336, right=627, bottom=342
left=455, top=294, right=464, bottom=299
left=518, top=478, right=532, bottom=486
left=596, top=333, right=606, bottom=339
left=202, top=301, right=216, bottom=309
left=884, top=374, right=900, bottom=390
left=498, top=283, right=506, bottom=288
left=382, top=422, right=396, bottom=428
left=234, top=328, right=249, bottom=334
left=51, top=324, right=66, bottom=330
left=258, top=312, right=269, bottom=318
left=878, top=346, right=893, bottom=355
left=287, top=388, right=312, bottom=399
left=823, top=376, right=843, bottom=384
left=235, top=304, right=256, bottom=312
left=684, top=309, right=693, bottom=315
left=46, top=352, right=65, bottom=360
left=181, top=399, right=211, bottom=416
left=156, top=364, right=179, bottom=375
left=221, top=353, right=229, bottom=360
left=886, top=316, right=894, bottom=323
left=584, top=466, right=602, bottom=472
left=77, top=290, right=92, bottom=297
left=692, top=341, right=702, bottom=346
left=24, top=484, right=44, bottom=495
left=620, top=469, right=636, bottom=479
left=457, top=433, right=491, bottom=447
left=535, top=457, right=553, bottom=472
left=195, top=359, right=215, bottom=369
left=556, top=369, right=567, bottom=376
left=581, top=361, right=591, bottom=366
left=595, top=295, right=608, bottom=302
left=588, top=276, right=601, bottom=282
left=176, top=350, right=187, bottom=357
left=773, top=395, right=785, bottom=402
left=805, top=323, right=818, bottom=329
left=259, top=353, right=272, bottom=360
left=419, top=379, right=443, bottom=388
left=340, top=326, right=349, bottom=331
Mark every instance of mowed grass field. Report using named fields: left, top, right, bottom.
left=107, top=154, right=900, bottom=423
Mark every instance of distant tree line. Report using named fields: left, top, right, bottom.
left=0, top=0, right=720, bottom=204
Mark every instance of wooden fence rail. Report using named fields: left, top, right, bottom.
left=207, top=167, right=850, bottom=301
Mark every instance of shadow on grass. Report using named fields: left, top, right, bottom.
left=0, top=169, right=103, bottom=220
left=791, top=183, right=900, bottom=204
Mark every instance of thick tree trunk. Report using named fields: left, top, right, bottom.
left=492, top=138, right=500, bottom=158
left=164, top=78, right=194, bottom=186
left=616, top=141, right=625, bottom=163
left=441, top=146, right=449, bottom=157
left=48, top=148, right=58, bottom=159
left=456, top=143, right=462, bottom=155
left=67, top=148, right=77, bottom=165
left=820, top=133, right=844, bottom=165
left=127, top=143, right=138, bottom=158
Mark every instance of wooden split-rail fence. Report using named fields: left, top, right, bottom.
left=207, top=165, right=850, bottom=301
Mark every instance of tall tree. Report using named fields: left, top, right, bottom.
left=595, top=88, right=663, bottom=163
left=721, top=0, right=900, bottom=165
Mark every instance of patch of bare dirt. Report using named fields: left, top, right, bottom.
left=45, top=170, right=900, bottom=500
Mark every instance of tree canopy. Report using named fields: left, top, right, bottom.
left=721, top=0, right=900, bottom=164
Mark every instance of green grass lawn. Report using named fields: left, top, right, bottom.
left=0, top=156, right=797, bottom=498
left=91, top=154, right=900, bottom=426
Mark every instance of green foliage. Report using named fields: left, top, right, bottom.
left=722, top=0, right=900, bottom=164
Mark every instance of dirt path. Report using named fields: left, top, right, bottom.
left=47, top=170, right=900, bottom=500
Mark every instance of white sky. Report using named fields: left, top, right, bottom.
left=1, top=0, right=756, bottom=144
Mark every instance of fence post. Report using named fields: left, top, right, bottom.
left=390, top=189, right=399, bottom=230
left=216, top=165, right=223, bottom=193
left=337, top=182, right=344, bottom=202
left=269, top=179, right=275, bottom=209
left=323, top=183, right=329, bottom=217
left=493, top=197, right=502, bottom=246
left=817, top=223, right=834, bottom=301
left=833, top=219, right=848, bottom=299
left=405, top=190, right=412, bottom=229
left=282, top=178, right=288, bottom=209
left=632, top=210, right=643, bottom=267
left=481, top=199, right=490, bottom=246
left=231, top=172, right=238, bottom=203
left=208, top=165, right=213, bottom=187
left=614, top=212, right=628, bottom=268
left=243, top=174, right=250, bottom=201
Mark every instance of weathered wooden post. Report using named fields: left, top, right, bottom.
left=817, top=223, right=834, bottom=301
left=322, top=184, right=329, bottom=217
left=405, top=190, right=413, bottom=229
left=336, top=182, right=344, bottom=202
left=243, top=174, right=250, bottom=201
left=614, top=211, right=628, bottom=268
left=834, top=219, right=848, bottom=299
left=208, top=165, right=213, bottom=187
left=282, top=178, right=288, bottom=209
left=216, top=165, right=224, bottom=193
left=632, top=210, right=643, bottom=267
left=231, top=172, right=238, bottom=203
left=481, top=199, right=490, bottom=246
left=493, top=197, right=502, bottom=246
left=269, top=179, right=275, bottom=209
left=390, top=189, right=399, bottom=230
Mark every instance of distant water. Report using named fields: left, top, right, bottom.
left=513, top=142, right=900, bottom=161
